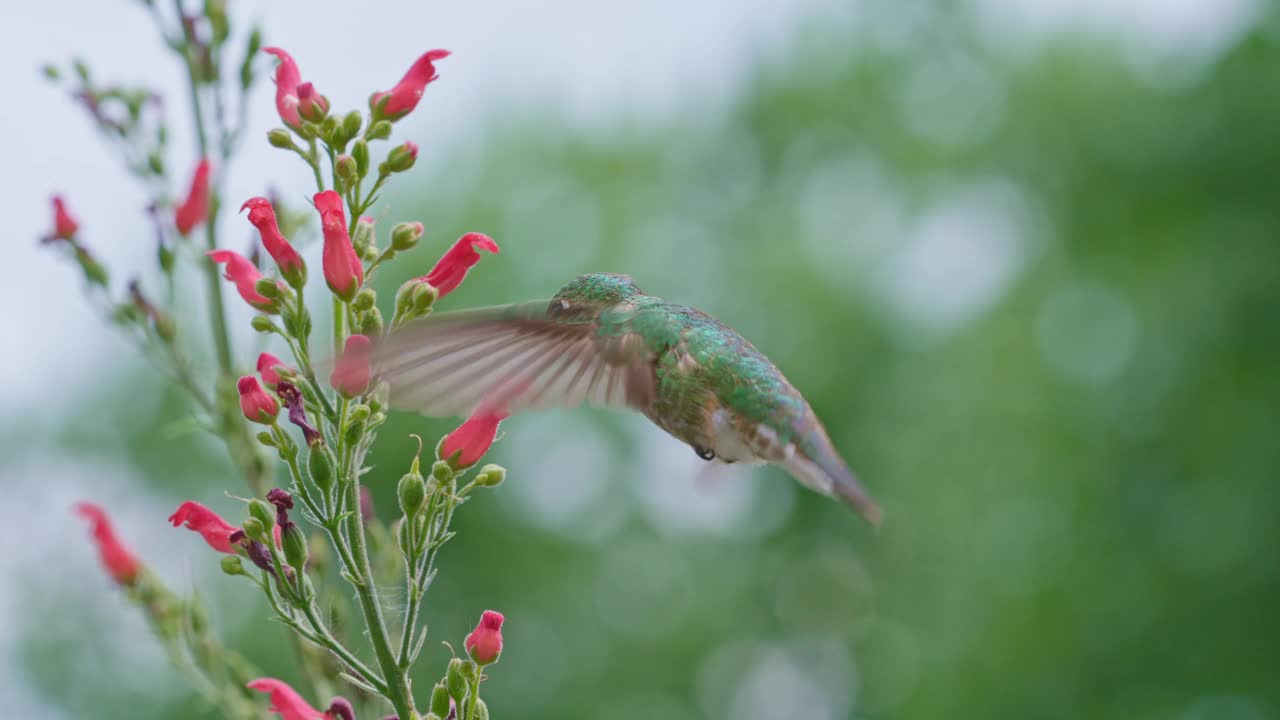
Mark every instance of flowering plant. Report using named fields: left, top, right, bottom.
left=44, top=4, right=506, bottom=719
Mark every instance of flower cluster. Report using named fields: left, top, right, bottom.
left=47, top=8, right=511, bottom=719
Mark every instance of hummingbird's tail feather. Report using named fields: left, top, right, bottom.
left=781, top=449, right=882, bottom=528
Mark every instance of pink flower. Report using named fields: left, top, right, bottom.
left=295, top=81, right=329, bottom=123
left=421, top=232, right=500, bottom=299
left=314, top=190, right=363, bottom=300
left=465, top=609, right=505, bottom=664
left=168, top=501, right=238, bottom=553
left=175, top=158, right=211, bottom=236
left=330, top=334, right=371, bottom=397
left=73, top=502, right=142, bottom=586
left=207, top=249, right=277, bottom=312
left=246, top=678, right=327, bottom=720
left=241, top=197, right=305, bottom=283
left=257, top=352, right=290, bottom=386
left=440, top=404, right=508, bottom=468
left=369, top=49, right=451, bottom=121
left=263, top=47, right=303, bottom=131
left=237, top=375, right=279, bottom=424
left=51, top=195, right=79, bottom=240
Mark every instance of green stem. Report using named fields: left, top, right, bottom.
left=344, top=471, right=416, bottom=719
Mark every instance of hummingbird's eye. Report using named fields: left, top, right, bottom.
left=693, top=445, right=716, bottom=461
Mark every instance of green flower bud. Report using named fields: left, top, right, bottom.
left=352, top=288, right=376, bottom=313
left=474, top=698, right=489, bottom=720
left=367, top=382, right=390, bottom=414
left=241, top=516, right=267, bottom=544
left=432, top=460, right=453, bottom=484
left=429, top=683, right=451, bottom=718
left=358, top=307, right=384, bottom=336
left=342, top=111, right=363, bottom=140
left=147, top=151, right=165, bottom=176
left=343, top=407, right=369, bottom=447
left=220, top=555, right=245, bottom=576
left=254, top=278, right=282, bottom=299
left=352, top=217, right=376, bottom=256
left=256, top=431, right=277, bottom=448
left=424, top=715, right=442, bottom=720
left=368, top=120, right=392, bottom=140
left=391, top=221, right=424, bottom=251
left=308, top=447, right=335, bottom=492
left=475, top=464, right=507, bottom=488
left=398, top=472, right=426, bottom=518
left=320, top=116, right=340, bottom=142
left=446, top=658, right=469, bottom=702
left=248, top=499, right=276, bottom=532
left=282, top=524, right=308, bottom=570
left=351, top=139, right=370, bottom=176
left=349, top=404, right=371, bottom=423
left=41, top=64, right=60, bottom=80
left=158, top=244, right=176, bottom=274
left=381, top=141, right=418, bottom=176
left=251, top=315, right=278, bottom=333
left=412, top=282, right=438, bottom=314
left=335, top=154, right=357, bottom=184
left=267, top=128, right=294, bottom=149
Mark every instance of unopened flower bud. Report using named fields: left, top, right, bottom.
left=352, top=216, right=376, bottom=256
left=257, top=431, right=277, bottom=448
left=254, top=278, right=282, bottom=299
left=431, top=460, right=453, bottom=484
left=248, top=499, right=276, bottom=532
left=464, top=610, right=504, bottom=665
left=220, top=555, right=245, bottom=576
left=398, top=472, right=426, bottom=518
left=242, top=516, right=267, bottom=544
left=391, top=221, right=423, bottom=251
left=342, top=111, right=362, bottom=140
left=474, top=699, right=489, bottom=720
left=320, top=115, right=340, bottom=141
left=296, top=82, right=330, bottom=124
left=351, top=139, right=370, bottom=176
left=381, top=141, right=418, bottom=175
left=267, top=128, right=294, bottom=149
left=282, top=523, right=308, bottom=570
left=308, top=447, right=335, bottom=492
left=252, top=315, right=278, bottom=333
left=424, top=715, right=442, bottom=720
left=475, top=464, right=507, bottom=488
left=368, top=382, right=390, bottom=414
left=429, top=683, right=451, bottom=718
left=335, top=154, right=357, bottom=184
left=368, top=120, right=392, bottom=140
left=352, top=288, right=376, bottom=313
left=446, top=658, right=469, bottom=702
left=358, top=307, right=384, bottom=336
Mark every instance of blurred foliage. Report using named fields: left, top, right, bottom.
left=18, top=5, right=1280, bottom=720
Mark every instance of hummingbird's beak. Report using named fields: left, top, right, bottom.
left=781, top=452, right=882, bottom=528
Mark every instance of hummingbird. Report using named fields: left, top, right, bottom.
left=375, top=273, right=881, bottom=526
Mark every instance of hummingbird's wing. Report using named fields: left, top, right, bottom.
left=372, top=301, right=659, bottom=418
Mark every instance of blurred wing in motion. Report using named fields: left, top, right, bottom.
left=373, top=301, right=658, bottom=418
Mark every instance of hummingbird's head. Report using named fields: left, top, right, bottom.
left=548, top=273, right=645, bottom=320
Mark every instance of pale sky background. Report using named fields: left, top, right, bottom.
left=0, top=0, right=1261, bottom=717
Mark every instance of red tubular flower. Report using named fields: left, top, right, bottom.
left=246, top=678, right=327, bottom=720
left=263, top=47, right=303, bottom=131
left=207, top=250, right=278, bottom=312
left=295, top=81, right=329, bottom=123
left=369, top=49, right=451, bottom=121
left=73, top=502, right=142, bottom=586
left=168, top=501, right=238, bottom=553
left=51, top=195, right=79, bottom=240
left=421, top=232, right=500, bottom=299
left=237, top=375, right=280, bottom=424
left=330, top=334, right=372, bottom=397
left=465, top=609, right=505, bottom=665
left=175, top=159, right=211, bottom=236
left=314, top=190, right=364, bottom=300
left=257, top=352, right=290, bottom=386
left=241, top=197, right=305, bottom=285
left=440, top=404, right=508, bottom=468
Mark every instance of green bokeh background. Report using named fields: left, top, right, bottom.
left=16, top=4, right=1280, bottom=719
